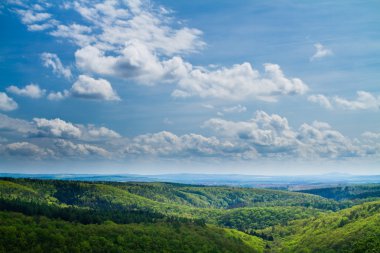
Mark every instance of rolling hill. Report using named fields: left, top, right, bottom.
left=1, top=177, right=380, bottom=252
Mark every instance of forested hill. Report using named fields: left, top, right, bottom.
left=0, top=178, right=379, bottom=252
left=297, top=184, right=380, bottom=201
left=260, top=200, right=380, bottom=252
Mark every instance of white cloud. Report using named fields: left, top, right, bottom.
left=362, top=131, right=380, bottom=139
left=204, top=111, right=298, bottom=155
left=53, top=139, right=110, bottom=158
left=201, top=111, right=367, bottom=159
left=308, top=94, right=332, bottom=109
left=75, top=45, right=118, bottom=76
left=120, top=131, right=256, bottom=159
left=0, top=113, right=34, bottom=134
left=76, top=42, right=308, bottom=100
left=310, top=43, right=333, bottom=61
left=116, top=112, right=367, bottom=160
left=47, top=90, right=70, bottom=101
left=11, top=1, right=308, bottom=102
left=0, top=112, right=378, bottom=161
left=70, top=75, right=120, bottom=101
left=360, top=131, right=380, bottom=155
left=6, top=84, right=46, bottom=99
left=0, top=114, right=121, bottom=141
left=223, top=104, right=247, bottom=113
left=28, top=22, right=55, bottom=31
left=16, top=9, right=51, bottom=24
left=86, top=125, right=121, bottom=139
left=33, top=118, right=82, bottom=139
left=201, top=104, right=214, bottom=109
left=4, top=142, right=52, bottom=158
left=33, top=117, right=121, bottom=141
left=15, top=8, right=56, bottom=31
left=0, top=114, right=119, bottom=160
left=172, top=63, right=308, bottom=101
left=50, top=24, right=94, bottom=47
left=67, top=0, right=205, bottom=55
left=334, top=91, right=380, bottom=110
left=74, top=42, right=192, bottom=85
left=308, top=91, right=380, bottom=111
left=297, top=121, right=358, bottom=158
left=41, top=53, right=72, bottom=80
left=0, top=92, right=18, bottom=111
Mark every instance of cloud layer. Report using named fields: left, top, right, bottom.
left=41, top=53, right=72, bottom=80
left=7, top=84, right=46, bottom=99
left=308, top=91, right=380, bottom=111
left=0, top=92, right=18, bottom=111
left=0, top=112, right=377, bottom=162
left=70, top=75, right=120, bottom=101
left=8, top=0, right=309, bottom=103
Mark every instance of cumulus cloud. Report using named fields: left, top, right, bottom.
left=70, top=75, right=120, bottom=101
left=172, top=63, right=308, bottom=101
left=308, top=94, right=332, bottom=109
left=86, top=125, right=121, bottom=139
left=74, top=42, right=193, bottom=85
left=297, top=121, right=358, bottom=158
left=32, top=117, right=122, bottom=140
left=53, top=139, right=110, bottom=158
left=200, top=111, right=373, bottom=159
left=223, top=104, right=247, bottom=113
left=41, top=53, right=72, bottom=80
left=15, top=8, right=57, bottom=31
left=9, top=0, right=308, bottom=102
left=0, top=113, right=121, bottom=161
left=50, top=23, right=94, bottom=47
left=33, top=118, right=82, bottom=139
left=334, top=91, right=380, bottom=110
left=16, top=9, right=50, bottom=24
left=6, top=84, right=46, bottom=99
left=361, top=131, right=380, bottom=139
left=204, top=111, right=298, bottom=155
left=0, top=92, right=18, bottom=111
left=309, top=91, right=380, bottom=111
left=0, top=112, right=379, bottom=161
left=0, top=114, right=121, bottom=142
left=66, top=0, right=205, bottom=55
left=120, top=131, right=256, bottom=159
left=360, top=131, right=380, bottom=155
left=0, top=113, right=34, bottom=134
left=116, top=111, right=367, bottom=160
left=4, top=142, right=52, bottom=158
left=47, top=90, right=70, bottom=101
left=310, top=43, right=333, bottom=61
left=76, top=43, right=308, bottom=100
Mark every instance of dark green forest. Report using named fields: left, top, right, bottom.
left=0, top=178, right=379, bottom=252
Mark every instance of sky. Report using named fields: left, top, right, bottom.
left=0, top=0, right=379, bottom=175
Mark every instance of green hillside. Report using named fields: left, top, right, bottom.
left=1, top=178, right=380, bottom=252
left=261, top=201, right=380, bottom=252
left=297, top=184, right=380, bottom=201
left=0, top=211, right=265, bottom=253
left=0, top=178, right=337, bottom=229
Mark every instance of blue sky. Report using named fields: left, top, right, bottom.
left=0, top=0, right=379, bottom=175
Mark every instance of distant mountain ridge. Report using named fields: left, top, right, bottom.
left=1, top=173, right=380, bottom=189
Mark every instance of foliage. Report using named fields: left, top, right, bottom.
left=0, top=211, right=265, bottom=253
left=1, top=178, right=380, bottom=252
left=260, top=201, right=380, bottom=252
left=297, top=184, right=380, bottom=202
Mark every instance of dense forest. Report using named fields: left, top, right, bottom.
left=0, top=178, right=379, bottom=252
